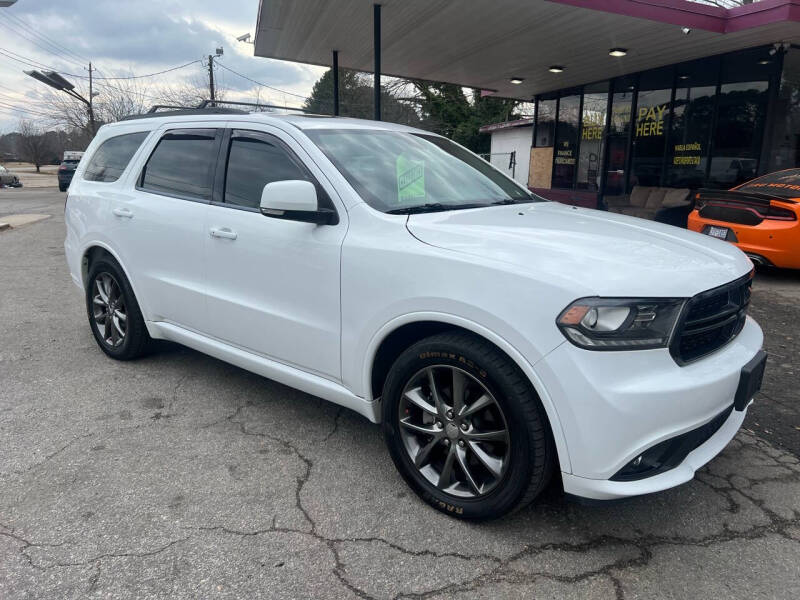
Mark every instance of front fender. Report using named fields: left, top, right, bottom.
left=361, top=311, right=571, bottom=473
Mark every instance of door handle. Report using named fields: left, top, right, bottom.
left=112, top=207, right=133, bottom=218
left=209, top=227, right=238, bottom=240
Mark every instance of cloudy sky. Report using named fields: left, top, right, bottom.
left=0, top=0, right=327, bottom=131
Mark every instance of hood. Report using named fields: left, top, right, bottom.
left=406, top=202, right=752, bottom=297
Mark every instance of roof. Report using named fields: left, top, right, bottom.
left=479, top=118, right=535, bottom=134
left=104, top=111, right=426, bottom=133
left=254, top=0, right=800, bottom=99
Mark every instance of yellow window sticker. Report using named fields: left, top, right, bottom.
left=396, top=155, right=425, bottom=202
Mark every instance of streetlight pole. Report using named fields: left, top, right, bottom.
left=25, top=68, right=97, bottom=136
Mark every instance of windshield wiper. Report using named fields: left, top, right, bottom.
left=491, top=198, right=532, bottom=205
left=386, top=203, right=484, bottom=215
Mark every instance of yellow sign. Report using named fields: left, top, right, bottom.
left=636, top=104, right=667, bottom=137
left=673, top=142, right=702, bottom=166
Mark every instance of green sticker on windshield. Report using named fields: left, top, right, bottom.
left=396, top=155, right=425, bottom=202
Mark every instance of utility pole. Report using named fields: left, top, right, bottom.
left=87, top=62, right=96, bottom=135
left=208, top=55, right=215, bottom=107
left=207, top=48, right=223, bottom=107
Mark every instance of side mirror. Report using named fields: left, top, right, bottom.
left=259, top=180, right=337, bottom=225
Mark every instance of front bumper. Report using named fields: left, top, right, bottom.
left=536, top=316, right=763, bottom=500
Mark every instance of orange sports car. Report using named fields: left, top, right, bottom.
left=688, top=169, right=800, bottom=269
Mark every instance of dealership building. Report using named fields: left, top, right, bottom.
left=254, top=0, right=800, bottom=208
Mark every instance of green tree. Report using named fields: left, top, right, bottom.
left=304, top=69, right=420, bottom=125
left=411, top=82, right=519, bottom=154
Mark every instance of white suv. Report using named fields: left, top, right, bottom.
left=65, top=110, right=766, bottom=519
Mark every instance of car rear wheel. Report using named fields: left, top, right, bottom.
left=86, top=258, right=151, bottom=360
left=382, top=332, right=555, bottom=520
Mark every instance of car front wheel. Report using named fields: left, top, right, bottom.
left=382, top=332, right=555, bottom=520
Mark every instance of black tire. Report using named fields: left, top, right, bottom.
left=85, top=257, right=151, bottom=360
left=382, top=331, right=555, bottom=520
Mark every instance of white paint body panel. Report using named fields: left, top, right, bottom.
left=65, top=112, right=763, bottom=501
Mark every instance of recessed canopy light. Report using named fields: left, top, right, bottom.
left=757, top=59, right=771, bottom=65
left=678, top=74, right=690, bottom=80
left=510, top=77, right=524, bottom=84
left=609, top=48, right=627, bottom=57
left=548, top=65, right=565, bottom=73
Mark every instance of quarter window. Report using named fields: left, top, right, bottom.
left=83, top=131, right=148, bottom=183
left=223, top=130, right=313, bottom=209
left=140, top=129, right=218, bottom=200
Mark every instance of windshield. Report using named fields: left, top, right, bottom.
left=306, top=129, right=540, bottom=213
left=736, top=169, right=800, bottom=199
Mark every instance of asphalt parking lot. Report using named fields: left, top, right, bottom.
left=2, top=188, right=800, bottom=599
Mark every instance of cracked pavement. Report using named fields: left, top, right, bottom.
left=2, top=189, right=800, bottom=599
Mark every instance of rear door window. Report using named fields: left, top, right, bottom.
left=83, top=131, right=149, bottom=182
left=140, top=129, right=219, bottom=201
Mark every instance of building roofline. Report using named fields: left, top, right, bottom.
left=479, top=118, right=535, bottom=134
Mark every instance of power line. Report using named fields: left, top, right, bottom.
left=92, top=59, right=203, bottom=80
left=0, top=20, right=86, bottom=69
left=215, top=62, right=310, bottom=100
left=3, top=11, right=91, bottom=65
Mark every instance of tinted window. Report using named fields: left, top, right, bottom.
left=535, top=98, right=556, bottom=147
left=224, top=131, right=310, bottom=209
left=738, top=169, right=800, bottom=199
left=630, top=67, right=673, bottom=189
left=83, top=132, right=148, bottom=182
left=552, top=93, right=580, bottom=189
left=140, top=129, right=218, bottom=200
left=577, top=82, right=609, bottom=192
left=708, top=47, right=773, bottom=188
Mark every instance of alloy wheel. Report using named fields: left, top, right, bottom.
left=398, top=365, right=511, bottom=498
left=91, top=273, right=127, bottom=347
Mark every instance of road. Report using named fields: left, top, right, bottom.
left=2, top=188, right=799, bottom=599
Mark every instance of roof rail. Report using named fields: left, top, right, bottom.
left=119, top=99, right=318, bottom=122
left=197, top=99, right=315, bottom=113
left=119, top=106, right=246, bottom=121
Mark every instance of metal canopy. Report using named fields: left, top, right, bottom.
left=254, top=0, right=800, bottom=99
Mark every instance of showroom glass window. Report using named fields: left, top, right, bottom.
left=577, top=81, right=609, bottom=191
left=630, top=67, right=673, bottom=189
left=605, top=76, right=635, bottom=196
left=552, top=92, right=580, bottom=188
left=764, top=47, right=800, bottom=172
left=535, top=97, right=556, bottom=147
left=708, top=47, right=773, bottom=188
left=666, top=57, right=719, bottom=188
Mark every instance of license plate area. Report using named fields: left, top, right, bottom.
left=703, top=225, right=731, bottom=240
left=734, top=350, right=767, bottom=411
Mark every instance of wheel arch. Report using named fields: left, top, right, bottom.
left=364, top=312, right=572, bottom=473
left=80, top=242, right=153, bottom=327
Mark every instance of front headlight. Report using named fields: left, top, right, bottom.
left=557, top=297, right=686, bottom=351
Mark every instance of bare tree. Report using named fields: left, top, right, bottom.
left=155, top=72, right=226, bottom=109
left=15, top=119, right=51, bottom=172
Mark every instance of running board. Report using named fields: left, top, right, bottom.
left=147, top=321, right=379, bottom=423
